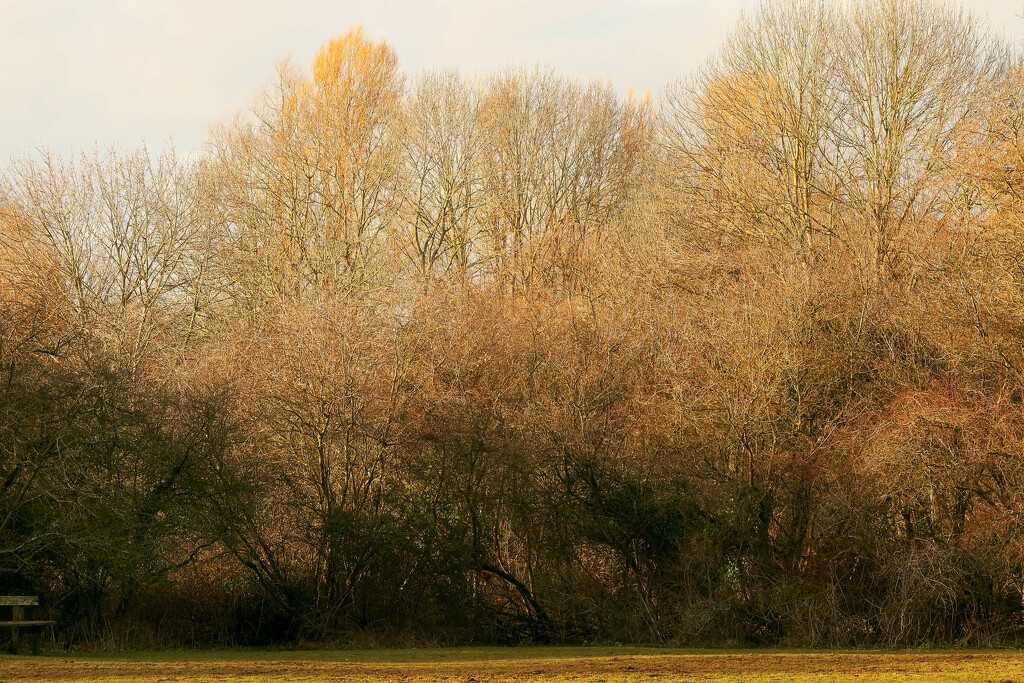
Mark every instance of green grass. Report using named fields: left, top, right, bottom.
left=1, top=646, right=1022, bottom=681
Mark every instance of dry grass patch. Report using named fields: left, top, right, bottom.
left=1, top=648, right=1023, bottom=682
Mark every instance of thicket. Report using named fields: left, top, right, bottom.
left=3, top=0, right=1024, bottom=648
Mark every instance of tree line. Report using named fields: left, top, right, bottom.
left=3, top=0, right=1024, bottom=648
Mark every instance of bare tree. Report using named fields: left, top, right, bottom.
left=401, top=71, right=483, bottom=279
left=663, top=0, right=841, bottom=268
left=833, top=0, right=1008, bottom=278
left=208, top=27, right=404, bottom=312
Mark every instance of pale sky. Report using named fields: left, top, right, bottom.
left=1, top=0, right=1022, bottom=159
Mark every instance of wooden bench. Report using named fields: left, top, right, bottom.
left=0, top=596, right=55, bottom=655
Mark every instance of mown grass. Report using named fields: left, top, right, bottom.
left=1, top=646, right=1022, bottom=681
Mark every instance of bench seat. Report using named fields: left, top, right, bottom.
left=0, top=597, right=53, bottom=654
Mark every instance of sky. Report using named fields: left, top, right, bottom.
left=1, top=0, right=1022, bottom=159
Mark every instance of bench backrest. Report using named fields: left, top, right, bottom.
left=0, top=596, right=37, bottom=606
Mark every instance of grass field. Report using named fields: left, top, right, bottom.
left=1, top=646, right=1022, bottom=682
